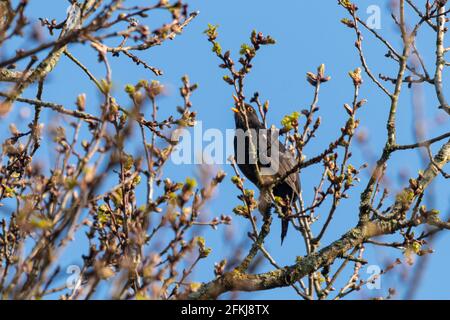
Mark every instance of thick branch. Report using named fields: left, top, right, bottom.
left=434, top=5, right=450, bottom=115
left=189, top=139, right=450, bottom=299
left=188, top=219, right=410, bottom=300
left=0, top=68, right=32, bottom=82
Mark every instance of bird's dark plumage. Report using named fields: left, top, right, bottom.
left=233, top=104, right=300, bottom=244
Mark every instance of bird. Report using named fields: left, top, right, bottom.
left=232, top=103, right=300, bottom=244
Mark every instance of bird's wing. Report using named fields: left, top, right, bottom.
left=259, top=129, right=300, bottom=196
left=278, top=145, right=301, bottom=196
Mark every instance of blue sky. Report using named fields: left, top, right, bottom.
left=1, top=1, right=449, bottom=299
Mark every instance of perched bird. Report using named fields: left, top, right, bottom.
left=232, top=104, right=300, bottom=244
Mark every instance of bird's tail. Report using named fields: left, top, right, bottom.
left=281, top=216, right=289, bottom=245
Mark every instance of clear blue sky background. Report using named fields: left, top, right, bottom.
left=1, top=0, right=449, bottom=299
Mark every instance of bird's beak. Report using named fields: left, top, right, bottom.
left=231, top=107, right=240, bottom=113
